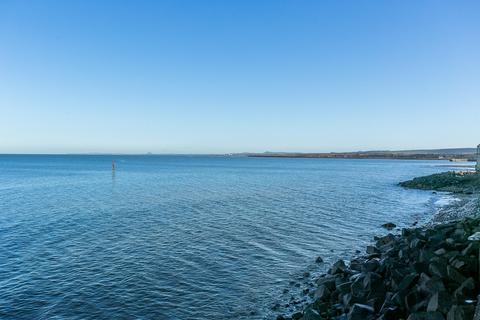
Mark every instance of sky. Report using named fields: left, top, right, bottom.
left=0, top=0, right=479, bottom=154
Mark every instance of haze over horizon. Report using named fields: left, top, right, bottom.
left=1, top=0, right=479, bottom=154
left=0, top=146, right=477, bottom=156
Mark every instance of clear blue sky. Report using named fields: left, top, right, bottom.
left=1, top=0, right=479, bottom=154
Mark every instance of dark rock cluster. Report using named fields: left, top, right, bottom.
left=400, top=172, right=480, bottom=194
left=277, top=217, right=480, bottom=320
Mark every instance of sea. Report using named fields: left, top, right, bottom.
left=0, top=155, right=454, bottom=319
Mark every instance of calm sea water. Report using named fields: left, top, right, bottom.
left=0, top=155, right=451, bottom=319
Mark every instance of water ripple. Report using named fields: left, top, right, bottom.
left=0, top=155, right=448, bottom=319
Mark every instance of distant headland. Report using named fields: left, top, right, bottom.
left=244, top=148, right=477, bottom=161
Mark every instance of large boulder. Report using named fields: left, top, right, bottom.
left=406, top=311, right=444, bottom=320
left=329, top=260, right=347, bottom=275
left=314, top=285, right=331, bottom=301
left=376, top=234, right=395, bottom=248
left=382, top=222, right=397, bottom=230
left=426, top=291, right=453, bottom=314
left=301, top=307, right=323, bottom=320
left=347, top=303, right=375, bottom=320
left=316, top=275, right=336, bottom=291
left=447, top=304, right=475, bottom=320
left=453, top=277, right=476, bottom=300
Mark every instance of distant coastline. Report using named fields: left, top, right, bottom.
left=0, top=147, right=476, bottom=161
left=246, top=148, right=477, bottom=161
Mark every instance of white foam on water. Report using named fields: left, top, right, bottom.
left=434, top=194, right=460, bottom=207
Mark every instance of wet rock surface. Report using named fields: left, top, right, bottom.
left=275, top=217, right=480, bottom=320
left=382, top=223, right=397, bottom=231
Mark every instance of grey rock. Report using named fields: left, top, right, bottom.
left=447, top=265, right=467, bottom=285
left=329, top=260, right=347, bottom=275
left=316, top=276, right=336, bottom=291
left=446, top=238, right=456, bottom=246
left=402, top=228, right=413, bottom=237
left=311, top=299, right=327, bottom=313
left=429, top=261, right=447, bottom=278
left=410, top=238, right=425, bottom=249
left=461, top=242, right=477, bottom=256
left=447, top=305, right=472, bottom=320
left=361, top=259, right=380, bottom=273
left=292, top=216, right=480, bottom=320
left=376, top=234, right=395, bottom=248
left=382, top=307, right=402, bottom=320
left=405, top=290, right=427, bottom=312
left=474, top=295, right=480, bottom=320
left=351, top=276, right=367, bottom=298
left=347, top=303, right=375, bottom=320
left=414, top=261, right=430, bottom=274
left=301, top=307, right=322, bottom=320
left=397, top=273, right=418, bottom=291
left=314, top=285, right=331, bottom=301
left=427, top=294, right=439, bottom=312
left=362, top=272, right=383, bottom=292
left=434, top=248, right=447, bottom=256
left=407, top=311, right=444, bottom=320
left=366, top=246, right=380, bottom=255
left=382, top=223, right=397, bottom=230
left=292, top=312, right=303, bottom=320
left=349, top=259, right=363, bottom=272
left=454, top=277, right=475, bottom=300
left=417, top=273, right=445, bottom=294
left=452, top=228, right=467, bottom=242
left=337, top=281, right=352, bottom=295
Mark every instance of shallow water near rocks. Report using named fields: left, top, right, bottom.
left=0, top=155, right=453, bottom=319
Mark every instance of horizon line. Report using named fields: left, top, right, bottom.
left=0, top=146, right=476, bottom=156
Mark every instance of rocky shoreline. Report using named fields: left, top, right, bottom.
left=399, top=171, right=480, bottom=194
left=274, top=172, right=480, bottom=320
